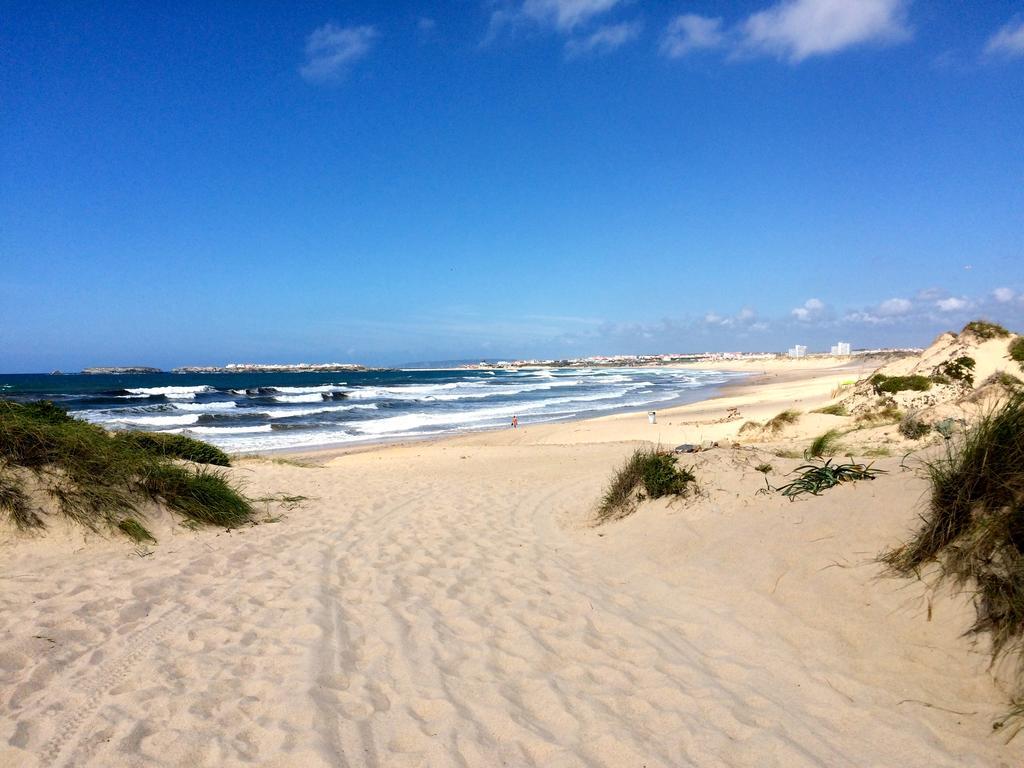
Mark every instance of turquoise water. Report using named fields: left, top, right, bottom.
left=0, top=367, right=741, bottom=452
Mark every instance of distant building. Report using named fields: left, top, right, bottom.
left=830, top=341, right=851, bottom=356
left=787, top=344, right=807, bottom=358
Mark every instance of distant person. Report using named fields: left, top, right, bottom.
left=511, top=415, right=518, bottom=429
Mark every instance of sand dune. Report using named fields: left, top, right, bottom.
left=2, top=361, right=1022, bottom=767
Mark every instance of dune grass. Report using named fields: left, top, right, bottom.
left=765, top=409, right=801, bottom=434
left=962, top=320, right=1011, bottom=340
left=598, top=447, right=695, bottom=522
left=805, top=429, right=844, bottom=458
left=856, top=402, right=903, bottom=425
left=755, top=463, right=773, bottom=474
left=116, top=431, right=231, bottom=466
left=881, top=392, right=1024, bottom=727
left=0, top=399, right=253, bottom=539
left=1011, top=338, right=1024, bottom=371
left=813, top=403, right=848, bottom=416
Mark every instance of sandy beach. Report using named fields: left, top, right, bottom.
left=2, top=357, right=1021, bottom=767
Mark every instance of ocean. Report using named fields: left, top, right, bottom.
left=0, top=367, right=743, bottom=453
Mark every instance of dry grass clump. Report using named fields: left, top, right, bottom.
left=0, top=399, right=253, bottom=540
left=882, top=392, right=1024, bottom=729
left=765, top=409, right=801, bottom=434
left=739, top=420, right=762, bottom=434
left=898, top=413, right=931, bottom=440
left=598, top=448, right=696, bottom=522
left=856, top=402, right=902, bottom=425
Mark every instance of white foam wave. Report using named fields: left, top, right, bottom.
left=180, top=425, right=272, bottom=435
left=273, top=394, right=327, bottom=403
left=262, top=404, right=377, bottom=419
left=171, top=401, right=238, bottom=412
left=112, top=414, right=201, bottom=427
left=125, top=385, right=213, bottom=399
left=269, top=385, right=346, bottom=394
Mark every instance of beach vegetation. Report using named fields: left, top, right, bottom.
left=898, top=413, right=931, bottom=440
left=934, top=356, right=976, bottom=388
left=598, top=448, right=695, bottom=522
left=0, top=399, right=253, bottom=539
left=765, top=409, right=801, bottom=433
left=806, top=429, right=844, bottom=459
left=962, top=320, right=1011, bottom=340
left=855, top=402, right=902, bottom=425
left=1010, top=337, right=1024, bottom=369
left=813, top=403, right=848, bottom=416
left=116, top=431, right=231, bottom=466
left=870, top=374, right=932, bottom=395
left=881, top=392, right=1024, bottom=728
left=754, top=463, right=773, bottom=474
left=118, top=517, right=156, bottom=544
left=773, top=459, right=885, bottom=498
left=739, top=420, right=762, bottom=434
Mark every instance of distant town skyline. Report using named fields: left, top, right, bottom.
left=2, top=1, right=1022, bottom=373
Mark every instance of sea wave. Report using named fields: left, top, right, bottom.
left=125, top=385, right=214, bottom=399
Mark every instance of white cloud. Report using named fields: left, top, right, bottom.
left=489, top=0, right=622, bottom=39
left=660, top=14, right=724, bottom=58
left=936, top=297, right=968, bottom=312
left=300, top=23, right=377, bottom=82
left=741, top=0, right=910, bottom=62
left=565, top=21, right=642, bottom=57
left=994, top=287, right=1016, bottom=303
left=877, top=297, right=912, bottom=316
left=985, top=18, right=1024, bottom=59
left=791, top=297, right=826, bottom=321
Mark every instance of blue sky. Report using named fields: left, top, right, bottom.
left=2, top=0, right=1022, bottom=371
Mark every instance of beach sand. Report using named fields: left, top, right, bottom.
left=1, top=359, right=1021, bottom=767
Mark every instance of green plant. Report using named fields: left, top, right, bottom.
left=882, top=392, right=1024, bottom=728
left=898, top=413, right=931, bottom=440
left=806, top=429, right=843, bottom=459
left=117, top=431, right=231, bottom=466
left=755, top=463, right=773, bottom=474
left=1011, top=337, right=1024, bottom=370
left=0, top=465, right=40, bottom=529
left=738, top=420, right=762, bottom=434
left=773, top=459, right=885, bottom=498
left=765, top=410, right=801, bottom=433
left=962, top=320, right=1010, bottom=340
left=118, top=517, right=156, bottom=544
left=934, top=356, right=976, bottom=388
left=143, top=464, right=252, bottom=528
left=598, top=448, right=696, bottom=522
left=0, top=399, right=253, bottom=538
left=856, top=402, right=902, bottom=425
left=813, top=403, right=848, bottom=416
left=871, top=374, right=932, bottom=395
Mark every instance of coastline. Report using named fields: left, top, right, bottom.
left=2, top=353, right=1018, bottom=767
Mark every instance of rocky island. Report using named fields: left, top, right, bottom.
left=81, top=366, right=164, bottom=374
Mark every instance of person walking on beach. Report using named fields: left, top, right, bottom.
left=511, top=415, right=518, bottom=429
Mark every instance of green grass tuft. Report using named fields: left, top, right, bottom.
left=806, top=429, right=843, bottom=458
left=117, top=431, right=231, bottom=466
left=881, top=392, right=1024, bottom=725
left=962, top=320, right=1011, bottom=340
left=1010, top=337, right=1024, bottom=371
left=143, top=464, right=252, bottom=528
left=813, top=403, right=848, bottom=416
left=598, top=448, right=695, bottom=522
left=118, top=517, right=156, bottom=544
left=0, top=464, right=42, bottom=529
left=765, top=410, right=801, bottom=434
left=0, top=399, right=253, bottom=539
